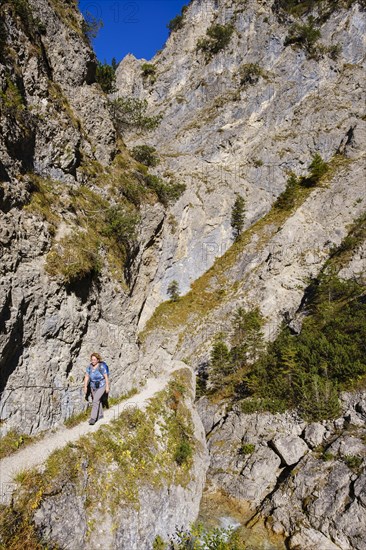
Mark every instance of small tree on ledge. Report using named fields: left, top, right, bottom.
left=167, top=280, right=180, bottom=302
left=231, top=194, right=246, bottom=240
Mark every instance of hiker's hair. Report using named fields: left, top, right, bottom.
left=90, top=352, right=102, bottom=362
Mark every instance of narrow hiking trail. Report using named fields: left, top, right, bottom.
left=0, top=372, right=174, bottom=505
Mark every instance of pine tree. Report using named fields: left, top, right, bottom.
left=95, top=61, right=116, bottom=94
left=209, top=335, right=231, bottom=390
left=167, top=280, right=180, bottom=301
left=111, top=57, right=118, bottom=72
left=231, top=195, right=246, bottom=239
left=231, top=307, right=265, bottom=367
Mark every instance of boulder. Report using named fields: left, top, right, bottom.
left=303, top=423, right=327, bottom=449
left=289, top=527, right=343, bottom=550
left=271, top=435, right=309, bottom=466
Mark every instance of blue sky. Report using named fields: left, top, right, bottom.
left=79, top=0, right=188, bottom=63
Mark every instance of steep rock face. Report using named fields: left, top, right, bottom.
left=0, top=0, right=164, bottom=434
left=113, top=1, right=366, bottom=547
left=0, top=0, right=365, bottom=547
left=116, top=0, right=366, bottom=333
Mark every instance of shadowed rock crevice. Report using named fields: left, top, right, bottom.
left=0, top=297, right=26, bottom=396
left=129, top=214, right=166, bottom=296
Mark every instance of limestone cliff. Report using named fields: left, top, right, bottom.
left=0, top=0, right=365, bottom=548
left=0, top=0, right=166, bottom=435
left=116, top=0, right=365, bottom=336
left=115, top=0, right=366, bottom=548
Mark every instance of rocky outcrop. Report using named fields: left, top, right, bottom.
left=198, top=391, right=366, bottom=549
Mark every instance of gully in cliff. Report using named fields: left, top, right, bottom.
left=84, top=353, right=110, bottom=425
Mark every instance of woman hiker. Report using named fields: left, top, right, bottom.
left=84, top=352, right=109, bottom=425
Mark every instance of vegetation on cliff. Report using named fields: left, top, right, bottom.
left=197, top=23, right=235, bottom=62
left=205, top=213, right=366, bottom=421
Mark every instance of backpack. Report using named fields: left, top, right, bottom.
left=100, top=361, right=110, bottom=376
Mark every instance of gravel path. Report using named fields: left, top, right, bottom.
left=0, top=372, right=172, bottom=505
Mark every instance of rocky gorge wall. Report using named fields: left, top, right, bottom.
left=197, top=390, right=366, bottom=550
left=116, top=0, right=366, bottom=334
left=0, top=0, right=365, bottom=548
left=0, top=0, right=168, bottom=435
left=114, top=0, right=366, bottom=548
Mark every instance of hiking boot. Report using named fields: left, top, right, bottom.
left=88, top=419, right=96, bottom=425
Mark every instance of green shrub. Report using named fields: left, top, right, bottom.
left=25, top=175, right=61, bottom=230
left=63, top=185, right=142, bottom=282
left=197, top=23, right=234, bottom=61
left=166, top=523, right=246, bottom=549
left=174, top=439, right=193, bottom=465
left=275, top=156, right=329, bottom=209
left=111, top=97, right=163, bottom=132
left=103, top=205, right=139, bottom=253
left=82, top=9, right=103, bottom=42
left=274, top=174, right=299, bottom=210
left=239, top=63, right=266, bottom=86
left=120, top=179, right=147, bottom=207
left=230, top=307, right=265, bottom=365
left=8, top=0, right=35, bottom=34
left=240, top=397, right=287, bottom=414
left=302, top=153, right=329, bottom=186
left=208, top=308, right=265, bottom=392
left=327, top=43, right=342, bottom=59
left=131, top=145, right=160, bottom=167
left=308, top=153, right=328, bottom=179
left=331, top=212, right=366, bottom=259
left=205, top=217, right=366, bottom=421
left=153, top=536, right=167, bottom=550
left=141, top=63, right=156, bottom=81
left=274, top=0, right=319, bottom=16
left=284, top=16, right=321, bottom=55
left=144, top=174, right=186, bottom=206
left=239, top=443, right=255, bottom=455
left=0, top=17, right=7, bottom=57
left=344, top=455, right=363, bottom=472
left=167, top=280, right=180, bottom=302
left=96, top=61, right=116, bottom=93
left=167, top=5, right=188, bottom=34
left=209, top=336, right=232, bottom=390
left=46, top=229, right=101, bottom=284
left=0, top=77, right=25, bottom=115
left=298, top=374, right=340, bottom=421
left=316, top=42, right=342, bottom=60
left=1, top=0, right=46, bottom=40
left=238, top=274, right=366, bottom=421
left=231, top=195, right=246, bottom=239
left=275, top=0, right=365, bottom=19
